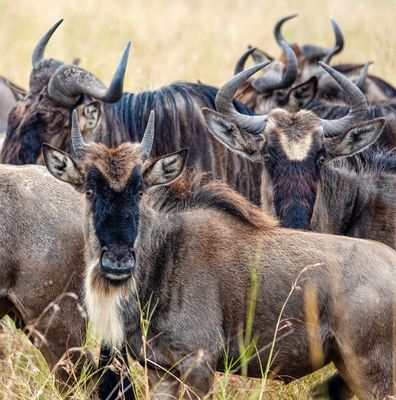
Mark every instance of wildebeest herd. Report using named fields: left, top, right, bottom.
left=0, top=16, right=395, bottom=400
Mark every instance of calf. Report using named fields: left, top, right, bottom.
left=44, top=111, right=396, bottom=399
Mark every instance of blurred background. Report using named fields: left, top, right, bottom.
left=0, top=0, right=394, bottom=91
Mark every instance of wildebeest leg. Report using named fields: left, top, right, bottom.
left=178, top=358, right=215, bottom=400
left=98, top=343, right=134, bottom=400
left=311, top=372, right=354, bottom=399
left=333, top=350, right=393, bottom=400
left=147, top=368, right=180, bottom=399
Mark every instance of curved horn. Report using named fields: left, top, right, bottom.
left=330, top=19, right=344, bottom=56
left=141, top=110, right=155, bottom=158
left=253, top=41, right=298, bottom=93
left=302, top=19, right=344, bottom=63
left=355, top=62, right=371, bottom=90
left=321, top=20, right=344, bottom=64
left=274, top=14, right=297, bottom=47
left=71, top=109, right=87, bottom=160
left=216, top=62, right=270, bottom=134
left=319, top=61, right=368, bottom=137
left=32, top=19, right=63, bottom=67
left=234, top=47, right=257, bottom=75
left=322, top=46, right=340, bottom=64
left=48, top=42, right=131, bottom=106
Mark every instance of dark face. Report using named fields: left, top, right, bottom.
left=1, top=88, right=101, bottom=165
left=85, top=165, right=144, bottom=284
left=1, top=90, right=71, bottom=164
left=260, top=126, right=325, bottom=229
left=258, top=110, right=326, bottom=230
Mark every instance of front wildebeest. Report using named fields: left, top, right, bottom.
left=204, top=62, right=396, bottom=249
left=0, top=164, right=94, bottom=390
left=0, top=20, right=260, bottom=203
left=43, top=111, right=396, bottom=400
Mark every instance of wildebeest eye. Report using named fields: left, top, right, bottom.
left=318, top=155, right=326, bottom=165
left=86, top=189, right=95, bottom=199
left=263, top=153, right=271, bottom=162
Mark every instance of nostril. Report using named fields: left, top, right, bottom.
left=100, top=247, right=135, bottom=275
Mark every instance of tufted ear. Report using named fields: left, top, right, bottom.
left=203, top=108, right=264, bottom=163
left=75, top=101, right=101, bottom=133
left=284, top=77, right=318, bottom=111
left=143, top=149, right=188, bottom=187
left=324, top=118, right=386, bottom=158
left=42, top=144, right=84, bottom=187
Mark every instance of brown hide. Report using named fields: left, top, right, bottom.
left=0, top=164, right=92, bottom=388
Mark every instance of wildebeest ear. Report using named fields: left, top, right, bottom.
left=324, top=118, right=386, bottom=158
left=285, top=77, right=318, bottom=111
left=251, top=47, right=273, bottom=64
left=77, top=101, right=101, bottom=132
left=143, top=149, right=188, bottom=187
left=203, top=108, right=264, bottom=163
left=42, top=144, right=84, bottom=187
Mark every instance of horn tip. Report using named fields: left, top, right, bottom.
left=52, top=19, right=64, bottom=30
left=71, top=109, right=79, bottom=124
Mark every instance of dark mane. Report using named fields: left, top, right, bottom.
left=331, top=147, right=396, bottom=174
left=147, top=169, right=277, bottom=230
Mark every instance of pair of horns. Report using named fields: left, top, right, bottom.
left=234, top=41, right=298, bottom=93
left=216, top=61, right=367, bottom=137
left=275, top=14, right=344, bottom=63
left=31, top=19, right=130, bottom=105
left=71, top=110, right=155, bottom=160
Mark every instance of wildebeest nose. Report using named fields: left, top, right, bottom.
left=100, top=247, right=135, bottom=275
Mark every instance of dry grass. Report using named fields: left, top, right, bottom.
left=0, top=0, right=392, bottom=398
left=0, top=0, right=395, bottom=91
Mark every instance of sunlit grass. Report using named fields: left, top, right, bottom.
left=0, top=0, right=395, bottom=91
left=0, top=262, right=338, bottom=399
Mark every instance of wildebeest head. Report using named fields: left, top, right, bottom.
left=43, top=110, right=187, bottom=289
left=204, top=62, right=385, bottom=229
left=234, top=41, right=318, bottom=114
left=274, top=14, right=344, bottom=78
left=1, top=20, right=130, bottom=164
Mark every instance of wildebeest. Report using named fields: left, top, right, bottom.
left=203, top=62, right=396, bottom=248
left=0, top=164, right=92, bottom=389
left=0, top=20, right=261, bottom=203
left=43, top=111, right=396, bottom=399
left=234, top=14, right=396, bottom=115
left=233, top=42, right=320, bottom=115
left=273, top=15, right=396, bottom=102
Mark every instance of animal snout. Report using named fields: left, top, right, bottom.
left=100, top=246, right=136, bottom=277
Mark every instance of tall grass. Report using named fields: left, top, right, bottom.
left=0, top=261, right=336, bottom=399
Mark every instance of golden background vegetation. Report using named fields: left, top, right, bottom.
left=0, top=0, right=394, bottom=92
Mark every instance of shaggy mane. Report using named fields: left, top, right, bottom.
left=148, top=170, right=278, bottom=230
left=331, top=147, right=396, bottom=175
